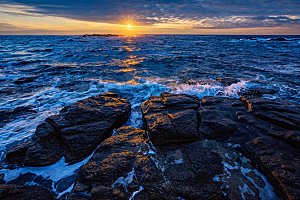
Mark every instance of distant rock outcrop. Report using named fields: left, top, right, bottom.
left=82, top=34, right=120, bottom=37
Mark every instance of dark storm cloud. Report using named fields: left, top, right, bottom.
left=1, top=0, right=300, bottom=28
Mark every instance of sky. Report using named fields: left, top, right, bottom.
left=0, top=0, right=300, bottom=35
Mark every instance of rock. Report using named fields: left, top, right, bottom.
left=239, top=87, right=277, bottom=97
left=68, top=126, right=156, bottom=200
left=243, top=137, right=300, bottom=200
left=141, top=93, right=202, bottom=145
left=14, top=76, right=38, bottom=84
left=216, top=77, right=239, bottom=86
left=82, top=34, right=120, bottom=37
left=200, top=96, right=300, bottom=143
left=199, top=97, right=243, bottom=139
left=7, top=173, right=53, bottom=190
left=6, top=93, right=131, bottom=166
left=154, top=141, right=224, bottom=200
left=144, top=93, right=300, bottom=199
left=55, top=174, right=78, bottom=193
left=199, top=96, right=300, bottom=199
left=0, top=184, right=54, bottom=200
left=69, top=126, right=225, bottom=200
left=0, top=175, right=5, bottom=184
left=0, top=106, right=37, bottom=128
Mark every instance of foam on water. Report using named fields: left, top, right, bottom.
left=112, top=167, right=135, bottom=192
left=213, top=144, right=278, bottom=200
left=171, top=80, right=247, bottom=98
left=129, top=186, right=144, bottom=200
left=0, top=153, right=93, bottom=195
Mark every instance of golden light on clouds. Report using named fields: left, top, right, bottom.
left=0, top=3, right=299, bottom=35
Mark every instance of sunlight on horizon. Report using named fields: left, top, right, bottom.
left=0, top=3, right=300, bottom=35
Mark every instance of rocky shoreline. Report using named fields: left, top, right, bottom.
left=0, top=92, right=299, bottom=200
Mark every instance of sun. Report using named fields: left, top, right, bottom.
left=127, top=24, right=133, bottom=30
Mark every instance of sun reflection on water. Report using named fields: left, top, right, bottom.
left=107, top=36, right=145, bottom=84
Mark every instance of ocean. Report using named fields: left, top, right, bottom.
left=0, top=35, right=299, bottom=198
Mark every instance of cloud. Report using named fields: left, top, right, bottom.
left=193, top=16, right=300, bottom=29
left=0, top=22, right=21, bottom=31
left=0, top=0, right=300, bottom=28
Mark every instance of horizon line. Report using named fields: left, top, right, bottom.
left=1, top=33, right=300, bottom=36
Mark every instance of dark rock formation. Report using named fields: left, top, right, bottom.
left=69, top=126, right=225, bottom=200
left=0, top=106, right=37, bottom=128
left=155, top=141, right=224, bottom=200
left=243, top=137, right=300, bottom=200
left=200, top=96, right=300, bottom=199
left=216, top=77, right=239, bottom=86
left=0, top=184, right=54, bottom=200
left=3, top=92, right=300, bottom=199
left=7, top=173, right=52, bottom=189
left=142, top=94, right=300, bottom=199
left=239, top=87, right=277, bottom=97
left=6, top=93, right=131, bottom=166
left=141, top=93, right=202, bottom=145
left=82, top=34, right=120, bottom=37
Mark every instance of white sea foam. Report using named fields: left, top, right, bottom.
left=129, top=186, right=144, bottom=200
left=112, top=167, right=135, bottom=192
left=0, top=153, right=93, bottom=195
left=168, top=80, right=248, bottom=99
left=214, top=149, right=278, bottom=200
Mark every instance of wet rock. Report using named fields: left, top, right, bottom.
left=14, top=76, right=38, bottom=84
left=7, top=172, right=53, bottom=190
left=243, top=137, right=300, bottom=200
left=6, top=93, right=131, bottom=166
left=239, top=87, right=277, bottom=97
left=55, top=174, right=78, bottom=193
left=0, top=175, right=5, bottom=184
left=199, top=97, right=243, bottom=139
left=200, top=96, right=300, bottom=143
left=68, top=126, right=156, bottom=200
left=0, top=184, right=54, bottom=200
left=199, top=96, right=300, bottom=199
left=141, top=93, right=202, bottom=145
left=216, top=77, right=239, bottom=86
left=69, top=126, right=225, bottom=200
left=155, top=141, right=224, bottom=200
left=0, top=106, right=37, bottom=128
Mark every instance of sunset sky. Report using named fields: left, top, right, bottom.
left=0, top=0, right=300, bottom=35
